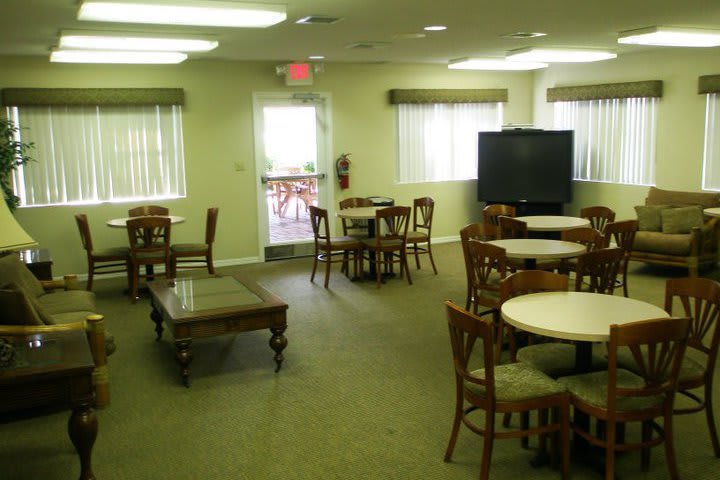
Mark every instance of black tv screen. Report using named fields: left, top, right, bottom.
left=477, top=130, right=573, bottom=204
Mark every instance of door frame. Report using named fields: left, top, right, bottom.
left=252, top=92, right=333, bottom=261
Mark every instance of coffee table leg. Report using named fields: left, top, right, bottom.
left=175, top=339, right=193, bottom=387
left=68, top=402, right=97, bottom=480
left=150, top=307, right=164, bottom=340
left=269, top=326, right=287, bottom=372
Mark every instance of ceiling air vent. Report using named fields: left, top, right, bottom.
left=296, top=15, right=342, bottom=25
left=345, top=42, right=391, bottom=50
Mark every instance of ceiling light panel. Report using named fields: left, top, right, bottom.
left=507, top=47, right=617, bottom=63
left=78, top=1, right=287, bottom=28
left=618, top=26, right=720, bottom=47
left=50, top=49, right=187, bottom=64
left=448, top=58, right=547, bottom=71
left=59, top=31, right=218, bottom=52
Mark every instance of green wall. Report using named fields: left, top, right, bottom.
left=0, top=56, right=534, bottom=276
left=533, top=48, right=719, bottom=220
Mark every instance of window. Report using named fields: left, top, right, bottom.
left=703, top=93, right=720, bottom=191
left=396, top=102, right=503, bottom=183
left=553, top=97, right=657, bottom=186
left=3, top=88, right=186, bottom=207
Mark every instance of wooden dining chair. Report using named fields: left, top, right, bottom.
left=580, top=205, right=616, bottom=233
left=128, top=205, right=169, bottom=217
left=498, top=215, right=527, bottom=239
left=443, top=301, right=570, bottom=480
left=74, top=214, right=131, bottom=291
left=464, top=239, right=507, bottom=320
left=169, top=207, right=218, bottom=278
left=126, top=216, right=171, bottom=303
left=309, top=206, right=363, bottom=288
left=460, top=223, right=499, bottom=310
left=617, top=277, right=720, bottom=457
left=483, top=204, right=516, bottom=227
left=558, top=316, right=690, bottom=480
left=361, top=206, right=412, bottom=288
left=573, top=247, right=624, bottom=294
left=406, top=196, right=437, bottom=274
left=557, top=226, right=605, bottom=274
left=603, top=220, right=638, bottom=297
left=339, top=197, right=373, bottom=238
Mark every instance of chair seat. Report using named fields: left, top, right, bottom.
left=558, top=369, right=666, bottom=411
left=362, top=238, right=404, bottom=249
left=616, top=348, right=706, bottom=385
left=135, top=251, right=168, bottom=260
left=466, top=362, right=566, bottom=402
left=92, top=246, right=129, bottom=259
left=171, top=243, right=208, bottom=253
left=328, top=236, right=363, bottom=249
left=406, top=230, right=428, bottom=242
left=517, top=343, right=608, bottom=378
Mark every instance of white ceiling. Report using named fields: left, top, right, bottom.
left=1, top=1, right=719, bottom=64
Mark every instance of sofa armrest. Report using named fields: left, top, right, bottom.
left=40, top=274, right=79, bottom=292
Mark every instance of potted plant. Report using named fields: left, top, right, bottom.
left=0, top=118, right=34, bottom=211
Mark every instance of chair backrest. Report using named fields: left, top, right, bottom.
left=483, top=204, right=516, bottom=227
left=309, top=205, right=331, bottom=247
left=128, top=205, right=169, bottom=217
left=580, top=205, right=616, bottom=232
left=500, top=270, right=569, bottom=302
left=126, top=216, right=171, bottom=258
left=603, top=220, right=638, bottom=253
left=607, top=317, right=690, bottom=414
left=665, top=277, right=720, bottom=375
left=498, top=216, right=528, bottom=239
left=560, top=227, right=605, bottom=252
left=339, top=197, right=373, bottom=236
left=374, top=206, right=410, bottom=244
left=412, top=197, right=434, bottom=233
left=466, top=239, right=507, bottom=311
left=205, top=207, right=219, bottom=244
left=74, top=213, right=94, bottom=252
left=574, top=247, right=623, bottom=294
left=445, top=301, right=496, bottom=400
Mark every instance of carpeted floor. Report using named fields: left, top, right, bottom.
left=1, top=242, right=719, bottom=479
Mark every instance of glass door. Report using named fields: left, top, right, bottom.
left=253, top=93, right=331, bottom=260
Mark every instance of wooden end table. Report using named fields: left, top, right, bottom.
left=18, top=248, right=54, bottom=280
left=148, top=275, right=289, bottom=387
left=0, top=329, right=97, bottom=480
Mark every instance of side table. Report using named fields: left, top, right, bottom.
left=18, top=248, right=53, bottom=280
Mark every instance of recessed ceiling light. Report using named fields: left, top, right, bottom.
left=308, top=55, right=325, bottom=60
left=501, top=32, right=547, bottom=39
left=618, top=26, right=720, bottom=47
left=59, top=30, right=218, bottom=52
left=393, top=33, right=426, bottom=40
left=50, top=49, right=187, bottom=64
left=78, top=1, right=287, bottom=28
left=295, top=15, right=342, bottom=25
left=424, top=25, right=447, bottom=31
left=448, top=58, right=547, bottom=71
left=507, top=47, right=617, bottom=63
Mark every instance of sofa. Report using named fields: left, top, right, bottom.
left=0, top=253, right=113, bottom=407
left=630, top=187, right=720, bottom=277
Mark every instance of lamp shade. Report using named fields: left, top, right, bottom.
left=0, top=200, right=37, bottom=251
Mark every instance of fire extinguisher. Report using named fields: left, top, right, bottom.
left=336, top=153, right=351, bottom=189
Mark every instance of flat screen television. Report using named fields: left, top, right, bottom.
left=477, top=130, right=573, bottom=204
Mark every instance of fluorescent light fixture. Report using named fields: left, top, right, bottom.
left=507, top=47, right=617, bottom=63
left=59, top=30, right=218, bottom=52
left=448, top=58, right=547, bottom=71
left=308, top=55, right=325, bottom=60
left=618, top=26, right=720, bottom=47
left=78, top=1, right=287, bottom=28
left=50, top=49, right=187, bottom=64
left=424, top=25, right=447, bottom=31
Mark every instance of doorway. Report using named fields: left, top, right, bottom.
left=253, top=92, right=331, bottom=260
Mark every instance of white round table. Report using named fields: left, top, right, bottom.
left=488, top=238, right=586, bottom=269
left=501, top=291, right=668, bottom=371
left=106, top=215, right=185, bottom=227
left=703, top=207, right=720, bottom=217
left=515, top=215, right=590, bottom=232
left=335, top=206, right=383, bottom=221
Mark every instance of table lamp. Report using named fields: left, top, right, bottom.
left=0, top=199, right=37, bottom=253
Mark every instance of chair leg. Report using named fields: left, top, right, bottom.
left=521, top=411, right=529, bottom=449
left=413, top=243, right=421, bottom=270
left=427, top=242, right=438, bottom=274
left=604, top=420, right=616, bottom=480
left=641, top=420, right=651, bottom=471
left=559, top=402, right=570, bottom=480
left=324, top=254, right=331, bottom=288
left=403, top=251, right=412, bottom=285
left=663, top=412, right=680, bottom=480
left=703, top=381, right=720, bottom=457
left=86, top=262, right=95, bottom=291
left=375, top=250, right=382, bottom=288
left=444, top=385, right=463, bottom=462
left=480, top=411, right=495, bottom=480
left=206, top=253, right=215, bottom=275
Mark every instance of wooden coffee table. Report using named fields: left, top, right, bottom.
left=148, top=275, right=289, bottom=387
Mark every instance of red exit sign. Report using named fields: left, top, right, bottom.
left=285, top=63, right=313, bottom=85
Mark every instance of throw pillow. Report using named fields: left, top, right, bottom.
left=0, top=253, right=45, bottom=298
left=661, top=206, right=705, bottom=234
left=0, top=282, right=44, bottom=326
left=634, top=205, right=668, bottom=232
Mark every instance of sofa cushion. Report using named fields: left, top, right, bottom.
left=36, top=290, right=96, bottom=316
left=0, top=253, right=45, bottom=298
left=0, top=283, right=43, bottom=325
left=646, top=187, right=720, bottom=208
left=634, top=205, right=668, bottom=232
left=661, top=206, right=704, bottom=234
left=634, top=231, right=693, bottom=256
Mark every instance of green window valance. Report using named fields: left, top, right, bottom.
left=1, top=88, right=185, bottom=107
left=546, top=80, right=663, bottom=102
left=389, top=88, right=508, bottom=104
left=699, top=75, right=720, bottom=94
